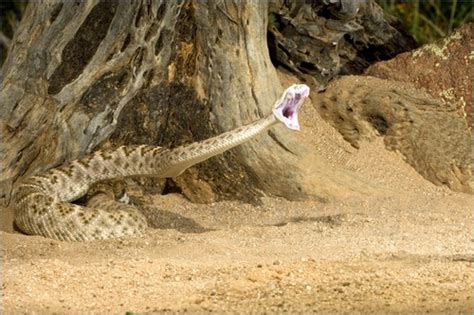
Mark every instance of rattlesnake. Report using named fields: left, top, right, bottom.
left=13, top=84, right=310, bottom=241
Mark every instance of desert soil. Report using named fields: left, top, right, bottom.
left=1, top=75, right=473, bottom=314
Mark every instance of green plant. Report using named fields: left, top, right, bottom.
left=377, top=0, right=473, bottom=44
left=0, top=1, right=27, bottom=65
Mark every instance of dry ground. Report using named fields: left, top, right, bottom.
left=1, top=75, right=473, bottom=313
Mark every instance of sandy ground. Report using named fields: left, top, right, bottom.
left=3, top=186, right=473, bottom=314
left=1, top=75, right=473, bottom=313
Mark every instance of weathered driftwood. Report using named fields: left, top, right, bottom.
left=1, top=1, right=311, bottom=205
left=267, top=0, right=417, bottom=87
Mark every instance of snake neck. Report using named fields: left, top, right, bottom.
left=14, top=114, right=278, bottom=203
left=162, top=114, right=278, bottom=177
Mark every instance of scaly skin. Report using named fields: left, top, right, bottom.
left=13, top=84, right=309, bottom=241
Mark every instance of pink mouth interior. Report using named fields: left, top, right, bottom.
left=282, top=94, right=301, bottom=120
left=273, top=84, right=310, bottom=130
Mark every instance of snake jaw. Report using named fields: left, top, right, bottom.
left=273, top=84, right=310, bottom=131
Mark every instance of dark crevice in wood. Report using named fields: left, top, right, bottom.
left=156, top=2, right=166, bottom=21
left=145, top=21, right=159, bottom=42
left=134, top=3, right=144, bottom=27
left=48, top=1, right=117, bottom=95
left=120, top=33, right=131, bottom=52
left=49, top=3, right=63, bottom=23
left=132, top=47, right=144, bottom=70
left=81, top=70, right=128, bottom=115
left=173, top=2, right=197, bottom=78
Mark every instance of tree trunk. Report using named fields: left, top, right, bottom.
left=1, top=0, right=314, bottom=205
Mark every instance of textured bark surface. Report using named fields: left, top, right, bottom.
left=267, top=0, right=417, bottom=87
left=0, top=1, right=312, bottom=205
left=1, top=1, right=179, bottom=202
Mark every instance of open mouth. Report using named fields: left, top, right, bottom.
left=273, top=84, right=310, bottom=130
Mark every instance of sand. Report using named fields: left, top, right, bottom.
left=1, top=75, right=473, bottom=313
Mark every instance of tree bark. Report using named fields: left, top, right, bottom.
left=1, top=0, right=312, bottom=204
left=267, top=0, right=417, bottom=87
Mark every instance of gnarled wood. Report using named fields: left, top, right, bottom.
left=1, top=1, right=313, bottom=206
left=267, top=0, right=417, bottom=86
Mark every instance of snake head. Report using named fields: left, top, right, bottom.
left=273, top=84, right=310, bottom=131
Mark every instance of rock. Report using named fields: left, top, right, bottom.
left=314, top=75, right=471, bottom=193
left=365, top=23, right=472, bottom=128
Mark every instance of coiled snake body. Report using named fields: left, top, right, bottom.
left=13, top=85, right=310, bottom=241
